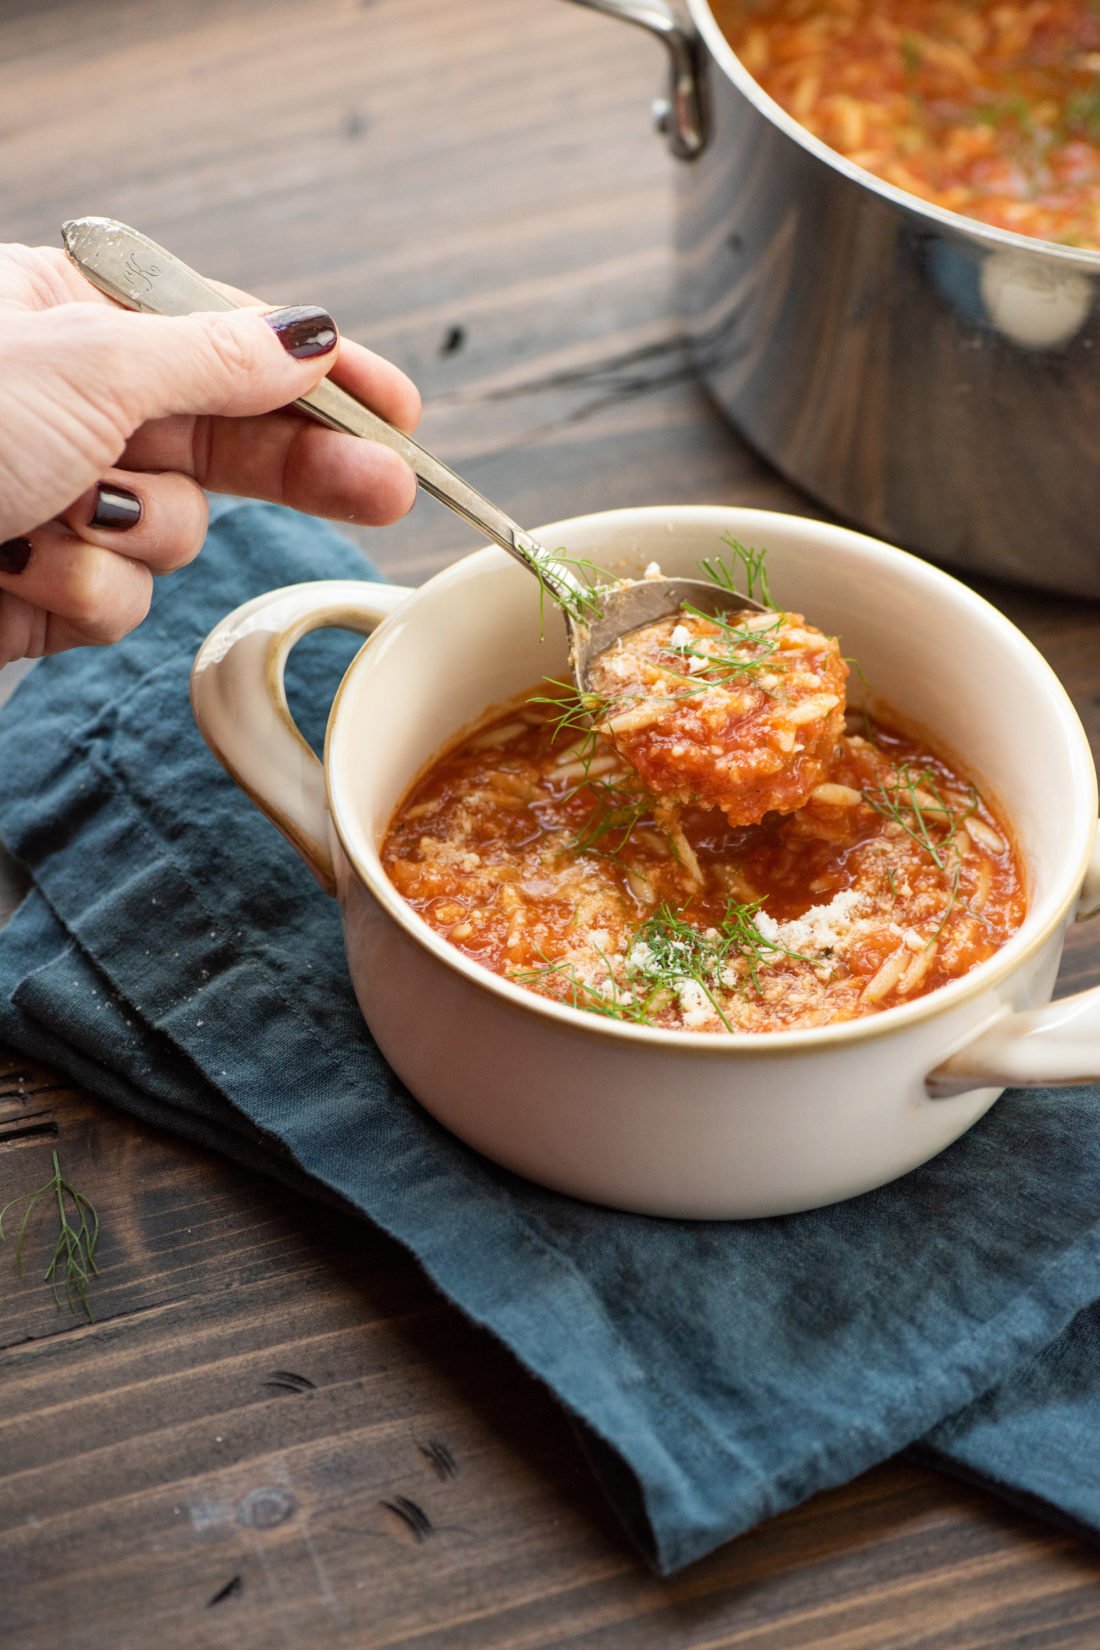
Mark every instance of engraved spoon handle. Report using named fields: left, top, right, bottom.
left=60, top=216, right=585, bottom=609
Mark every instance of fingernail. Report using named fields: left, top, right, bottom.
left=265, top=305, right=338, bottom=360
left=0, top=537, right=32, bottom=574
left=91, top=483, right=143, bottom=532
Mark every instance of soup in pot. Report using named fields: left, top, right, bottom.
left=712, top=0, right=1100, bottom=248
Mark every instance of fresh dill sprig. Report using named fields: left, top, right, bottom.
left=571, top=778, right=650, bottom=858
left=715, top=899, right=815, bottom=992
left=528, top=681, right=651, bottom=860
left=531, top=549, right=611, bottom=629
left=640, top=609, right=785, bottom=703
left=864, top=765, right=981, bottom=944
left=0, top=1150, right=100, bottom=1321
left=928, top=861, right=963, bottom=949
left=627, top=903, right=737, bottom=1029
left=700, top=532, right=775, bottom=609
left=863, top=763, right=954, bottom=871
left=516, top=897, right=812, bottom=1029
left=629, top=899, right=811, bottom=1017
left=974, top=92, right=1034, bottom=134
left=673, top=605, right=785, bottom=689
left=607, top=607, right=787, bottom=707
left=1065, top=84, right=1100, bottom=140
left=527, top=680, right=613, bottom=765
left=519, top=684, right=644, bottom=872
left=511, top=951, right=651, bottom=1025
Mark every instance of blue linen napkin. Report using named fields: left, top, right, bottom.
left=1, top=499, right=1098, bottom=1574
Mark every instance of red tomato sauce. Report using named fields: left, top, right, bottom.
left=587, top=607, right=848, bottom=827
left=714, top=0, right=1100, bottom=247
left=382, top=688, right=1027, bottom=1035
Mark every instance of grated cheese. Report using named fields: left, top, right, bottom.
left=754, top=889, right=866, bottom=955
left=676, top=978, right=717, bottom=1029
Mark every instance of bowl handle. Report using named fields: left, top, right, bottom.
left=190, top=579, right=412, bottom=896
left=927, top=987, right=1100, bottom=1097
left=928, top=820, right=1100, bottom=1097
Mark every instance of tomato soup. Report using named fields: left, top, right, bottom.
left=713, top=0, right=1100, bottom=247
left=587, top=606, right=848, bottom=827
left=382, top=689, right=1026, bottom=1036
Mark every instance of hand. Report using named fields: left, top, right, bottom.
left=0, top=242, right=421, bottom=665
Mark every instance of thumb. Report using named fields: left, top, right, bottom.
left=105, top=302, right=341, bottom=426
left=22, top=299, right=340, bottom=430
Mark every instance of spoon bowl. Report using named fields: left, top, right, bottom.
left=569, top=575, right=768, bottom=688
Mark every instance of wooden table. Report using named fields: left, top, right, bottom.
left=2, top=1, right=1099, bottom=1643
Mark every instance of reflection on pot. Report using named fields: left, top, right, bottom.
left=566, top=0, right=1100, bottom=598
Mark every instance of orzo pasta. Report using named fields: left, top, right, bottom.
left=382, top=692, right=1026, bottom=1036
left=586, top=606, right=848, bottom=827
left=712, top=0, right=1100, bottom=247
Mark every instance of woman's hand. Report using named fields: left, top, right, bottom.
left=0, top=242, right=421, bottom=665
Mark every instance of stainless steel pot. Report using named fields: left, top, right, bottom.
left=568, top=0, right=1100, bottom=599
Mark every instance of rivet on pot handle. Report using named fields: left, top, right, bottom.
left=928, top=819, right=1100, bottom=1097
left=563, top=0, right=707, bottom=159
left=191, top=580, right=412, bottom=896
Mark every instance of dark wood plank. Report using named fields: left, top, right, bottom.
left=2, top=0, right=1100, bottom=1645
left=2, top=1060, right=1099, bottom=1650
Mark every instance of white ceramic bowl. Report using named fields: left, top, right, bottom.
left=192, top=507, right=1100, bottom=1218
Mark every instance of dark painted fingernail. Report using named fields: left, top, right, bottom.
left=91, top=483, right=143, bottom=532
left=264, top=305, right=338, bottom=359
left=0, top=537, right=32, bottom=574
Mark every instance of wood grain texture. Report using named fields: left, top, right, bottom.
left=1, top=0, right=1100, bottom=1644
left=2, top=1059, right=1099, bottom=1650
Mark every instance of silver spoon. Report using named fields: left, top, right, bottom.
left=60, top=217, right=767, bottom=685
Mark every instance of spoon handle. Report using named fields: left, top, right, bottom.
left=60, top=217, right=584, bottom=609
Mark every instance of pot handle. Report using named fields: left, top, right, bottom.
left=190, top=579, right=412, bottom=897
left=563, top=0, right=706, bottom=159
left=927, top=820, right=1100, bottom=1097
